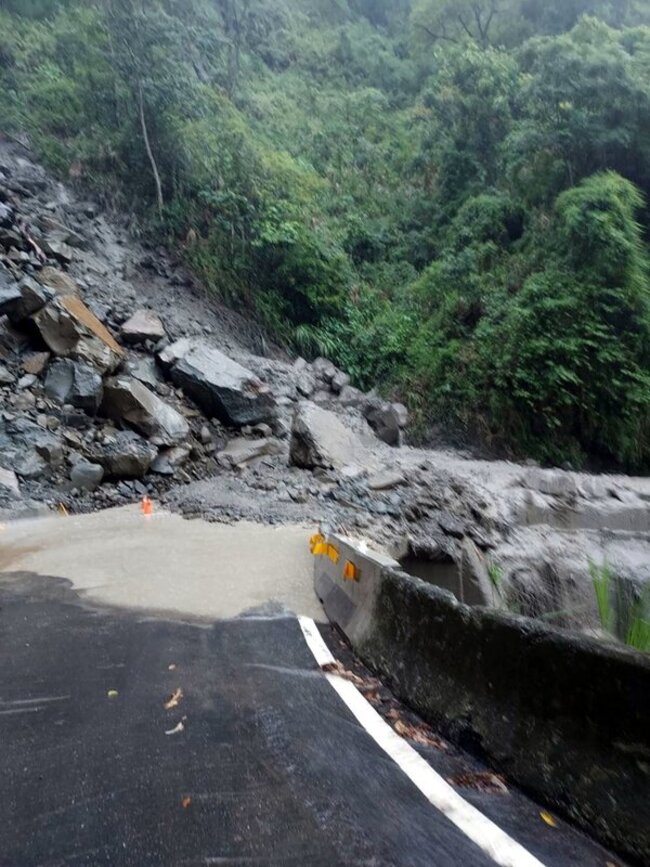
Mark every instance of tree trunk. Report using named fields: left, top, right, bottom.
left=138, top=80, right=164, bottom=219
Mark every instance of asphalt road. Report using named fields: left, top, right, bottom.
left=0, top=566, right=625, bottom=867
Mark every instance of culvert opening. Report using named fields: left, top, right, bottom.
left=398, top=555, right=486, bottom=606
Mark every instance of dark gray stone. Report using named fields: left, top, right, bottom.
left=70, top=461, right=104, bottom=492
left=364, top=399, right=407, bottom=446
left=0, top=416, right=63, bottom=479
left=101, top=377, right=189, bottom=446
left=45, top=359, right=103, bottom=414
left=86, top=431, right=157, bottom=479
left=158, top=338, right=276, bottom=427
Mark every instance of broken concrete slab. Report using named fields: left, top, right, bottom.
left=45, top=358, right=103, bottom=414
left=290, top=401, right=368, bottom=470
left=101, top=376, right=190, bottom=446
left=159, top=338, right=276, bottom=427
left=120, top=309, right=166, bottom=345
left=32, top=295, right=124, bottom=373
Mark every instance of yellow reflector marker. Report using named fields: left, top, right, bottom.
left=310, top=533, right=325, bottom=553
left=310, top=534, right=340, bottom=563
left=343, top=561, right=359, bottom=582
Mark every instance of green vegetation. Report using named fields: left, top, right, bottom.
left=2, top=0, right=650, bottom=468
left=589, top=560, right=650, bottom=653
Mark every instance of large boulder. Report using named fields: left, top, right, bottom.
left=70, top=460, right=104, bottom=492
left=101, top=376, right=189, bottom=446
left=158, top=338, right=275, bottom=427
left=289, top=401, right=367, bottom=470
left=120, top=309, right=166, bottom=345
left=364, top=399, right=408, bottom=447
left=86, top=431, right=157, bottom=479
left=45, top=359, right=103, bottom=414
left=0, top=274, right=55, bottom=322
left=32, top=295, right=124, bottom=373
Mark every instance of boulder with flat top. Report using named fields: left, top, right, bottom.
left=158, top=338, right=275, bottom=427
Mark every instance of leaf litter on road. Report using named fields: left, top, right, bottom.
left=164, top=688, right=183, bottom=710
left=448, top=771, right=509, bottom=794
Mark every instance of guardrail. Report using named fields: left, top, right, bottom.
left=314, top=533, right=650, bottom=864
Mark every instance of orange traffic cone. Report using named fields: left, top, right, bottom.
left=141, top=496, right=153, bottom=516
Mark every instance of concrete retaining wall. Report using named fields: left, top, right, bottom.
left=314, top=535, right=650, bottom=864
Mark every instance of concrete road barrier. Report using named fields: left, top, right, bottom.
left=314, top=534, right=650, bottom=864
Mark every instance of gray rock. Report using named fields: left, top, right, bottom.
left=125, top=355, right=161, bottom=388
left=70, top=461, right=104, bottom=492
left=17, top=374, right=37, bottom=389
left=86, top=431, right=157, bottom=479
left=296, top=372, right=316, bottom=398
left=120, top=309, right=166, bottom=345
left=158, top=338, right=276, bottom=427
left=41, top=233, right=73, bottom=263
left=0, top=466, right=20, bottom=498
left=151, top=445, right=191, bottom=475
left=367, top=470, right=406, bottom=491
left=313, top=357, right=337, bottom=383
left=330, top=370, right=351, bottom=394
left=217, top=437, right=283, bottom=468
left=0, top=365, right=15, bottom=385
left=290, top=401, right=368, bottom=470
left=364, top=399, right=407, bottom=447
left=22, top=351, right=50, bottom=376
left=38, top=266, right=80, bottom=297
left=45, top=359, right=103, bottom=414
left=0, top=203, right=13, bottom=228
left=32, top=295, right=124, bottom=374
left=0, top=416, right=63, bottom=479
left=338, top=385, right=366, bottom=409
left=523, top=469, right=578, bottom=498
left=101, top=377, right=190, bottom=446
left=1, top=271, right=56, bottom=322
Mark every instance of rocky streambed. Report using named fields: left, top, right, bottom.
left=1, top=137, right=649, bottom=641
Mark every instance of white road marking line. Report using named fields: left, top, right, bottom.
left=298, top=616, right=546, bottom=867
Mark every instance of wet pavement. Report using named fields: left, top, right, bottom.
left=0, top=510, right=629, bottom=866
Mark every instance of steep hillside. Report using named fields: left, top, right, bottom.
left=1, top=0, right=650, bottom=469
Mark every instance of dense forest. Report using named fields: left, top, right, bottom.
left=2, top=0, right=650, bottom=470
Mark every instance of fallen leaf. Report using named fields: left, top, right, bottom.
left=181, top=796, right=192, bottom=809
left=165, top=720, right=185, bottom=736
left=164, top=688, right=183, bottom=710
left=364, top=690, right=381, bottom=704
left=107, top=689, right=119, bottom=699
left=321, top=661, right=366, bottom=688
left=391, top=716, right=447, bottom=749
left=448, top=771, right=508, bottom=794
left=540, top=811, right=557, bottom=828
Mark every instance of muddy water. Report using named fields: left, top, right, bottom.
left=0, top=507, right=324, bottom=620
